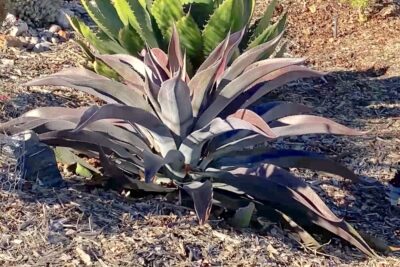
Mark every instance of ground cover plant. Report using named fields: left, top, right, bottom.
left=0, top=26, right=387, bottom=257
left=69, top=0, right=286, bottom=73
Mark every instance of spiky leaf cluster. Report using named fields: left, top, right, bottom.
left=70, top=0, right=286, bottom=71
left=6, top=0, right=63, bottom=26
left=1, top=29, right=379, bottom=257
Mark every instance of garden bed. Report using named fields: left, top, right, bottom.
left=0, top=0, right=399, bottom=266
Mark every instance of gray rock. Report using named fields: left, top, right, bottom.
left=40, top=30, right=53, bottom=39
left=0, top=131, right=64, bottom=188
left=49, top=24, right=61, bottom=33
left=33, top=42, right=51, bottom=53
left=9, top=22, right=29, bottom=37
left=28, top=28, right=39, bottom=37
left=56, top=8, right=75, bottom=29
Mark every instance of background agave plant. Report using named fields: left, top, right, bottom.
left=1, top=29, right=378, bottom=257
left=69, top=0, right=286, bottom=72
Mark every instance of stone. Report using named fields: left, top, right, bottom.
left=57, top=30, right=70, bottom=41
left=56, top=9, right=75, bottom=29
left=40, top=30, right=53, bottom=39
left=9, top=22, right=29, bottom=37
left=49, top=24, right=62, bottom=33
left=51, top=37, right=60, bottom=44
left=4, top=13, right=17, bottom=25
left=33, top=42, right=51, bottom=53
left=0, top=131, right=64, bottom=188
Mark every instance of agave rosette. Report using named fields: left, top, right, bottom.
left=1, top=29, right=377, bottom=256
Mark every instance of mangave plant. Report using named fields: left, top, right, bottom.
left=2, top=30, right=378, bottom=257
left=70, top=0, right=286, bottom=70
left=6, top=0, right=63, bottom=26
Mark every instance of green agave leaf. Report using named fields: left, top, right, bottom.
left=181, top=0, right=215, bottom=29
left=202, top=0, right=235, bottom=56
left=202, top=0, right=253, bottom=56
left=151, top=0, right=184, bottom=40
left=94, top=59, right=120, bottom=80
left=247, top=12, right=287, bottom=50
left=118, top=24, right=144, bottom=55
left=69, top=16, right=126, bottom=54
left=76, top=163, right=93, bottom=178
left=81, top=0, right=124, bottom=40
left=180, top=0, right=213, bottom=3
left=230, top=202, right=255, bottom=228
left=176, top=15, right=203, bottom=61
left=114, top=0, right=159, bottom=47
left=231, top=0, right=255, bottom=30
left=251, top=0, right=278, bottom=39
left=54, top=147, right=101, bottom=174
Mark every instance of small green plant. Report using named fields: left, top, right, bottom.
left=345, top=0, right=372, bottom=22
left=1, top=29, right=382, bottom=257
left=347, top=0, right=370, bottom=9
left=69, top=0, right=286, bottom=72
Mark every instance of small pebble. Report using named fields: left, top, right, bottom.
left=33, top=42, right=51, bottom=53
left=51, top=37, right=60, bottom=44
left=57, top=30, right=70, bottom=41
left=57, top=9, right=75, bottom=29
left=49, top=25, right=62, bottom=33
left=9, top=22, right=29, bottom=37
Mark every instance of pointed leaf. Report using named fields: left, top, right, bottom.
left=272, top=115, right=365, bottom=137
left=157, top=71, right=193, bottom=138
left=168, top=25, right=184, bottom=74
left=73, top=104, right=176, bottom=157
left=230, top=202, right=255, bottom=228
left=180, top=115, right=276, bottom=165
left=251, top=0, right=278, bottom=38
left=69, top=16, right=127, bottom=54
left=223, top=31, right=284, bottom=81
left=118, top=24, right=144, bottom=55
left=151, top=0, right=184, bottom=40
left=195, top=58, right=309, bottom=129
left=183, top=180, right=213, bottom=225
left=81, top=0, right=124, bottom=40
left=248, top=12, right=287, bottom=49
left=176, top=14, right=203, bottom=60
left=25, top=68, right=150, bottom=110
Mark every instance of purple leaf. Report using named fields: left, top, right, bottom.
left=25, top=68, right=150, bottom=110
left=183, top=180, right=213, bottom=225
left=272, top=115, right=365, bottom=136
left=72, top=104, right=176, bottom=157
left=195, top=59, right=310, bottom=129
left=180, top=115, right=276, bottom=165
left=158, top=70, right=193, bottom=138
left=168, top=25, right=184, bottom=74
left=223, top=31, right=284, bottom=81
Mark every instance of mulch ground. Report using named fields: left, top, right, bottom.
left=1, top=0, right=399, bottom=266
